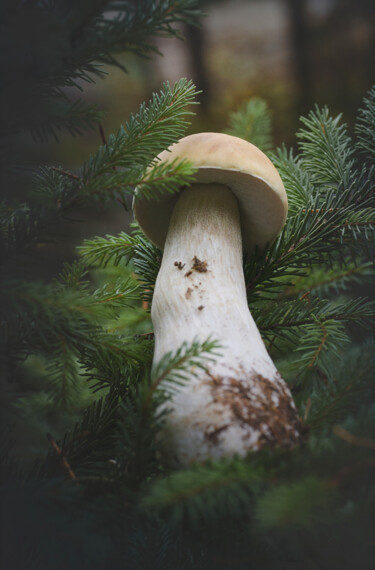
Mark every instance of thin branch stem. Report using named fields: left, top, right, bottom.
left=51, top=167, right=80, bottom=181
left=47, top=433, right=77, bottom=480
left=333, top=426, right=375, bottom=450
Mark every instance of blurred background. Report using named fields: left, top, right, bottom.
left=40, top=0, right=374, bottom=158
left=22, top=0, right=375, bottom=250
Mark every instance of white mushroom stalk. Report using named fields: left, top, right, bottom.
left=134, top=133, right=301, bottom=466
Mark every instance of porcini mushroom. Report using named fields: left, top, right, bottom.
left=134, top=132, right=301, bottom=466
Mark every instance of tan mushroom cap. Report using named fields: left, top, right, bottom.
left=133, top=132, right=288, bottom=256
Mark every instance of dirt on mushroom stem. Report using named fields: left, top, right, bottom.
left=150, top=182, right=301, bottom=465
left=202, top=371, right=302, bottom=449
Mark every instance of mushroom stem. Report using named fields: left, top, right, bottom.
left=152, top=183, right=301, bottom=466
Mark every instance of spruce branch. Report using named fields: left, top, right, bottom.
left=143, top=458, right=268, bottom=526
left=1, top=169, right=82, bottom=257
left=355, top=85, right=375, bottom=164
left=245, top=175, right=374, bottom=299
left=37, top=389, right=121, bottom=479
left=226, top=98, right=273, bottom=153
left=2, top=79, right=199, bottom=259
left=91, top=278, right=140, bottom=317
left=271, top=146, right=317, bottom=213
left=289, top=319, right=349, bottom=375
left=78, top=232, right=137, bottom=267
left=81, top=79, right=199, bottom=191
left=80, top=158, right=197, bottom=202
left=132, top=234, right=162, bottom=306
left=306, top=342, right=375, bottom=435
left=297, top=106, right=355, bottom=189
left=1, top=274, right=146, bottom=403
left=116, top=378, right=167, bottom=485
left=256, top=297, right=375, bottom=341
left=29, top=98, right=105, bottom=143
left=2, top=271, right=146, bottom=406
left=258, top=107, right=374, bottom=302
left=65, top=0, right=202, bottom=68
left=255, top=476, right=331, bottom=530
left=78, top=231, right=161, bottom=306
left=3, top=280, right=96, bottom=354
left=279, top=261, right=375, bottom=299
left=81, top=333, right=153, bottom=392
left=58, top=260, right=90, bottom=290
left=133, top=158, right=197, bottom=201
left=3, top=278, right=140, bottom=342
left=113, top=338, right=221, bottom=485
left=47, top=339, right=82, bottom=407
left=149, top=338, right=221, bottom=402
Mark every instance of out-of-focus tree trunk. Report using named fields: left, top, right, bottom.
left=285, top=0, right=312, bottom=115
left=184, top=20, right=211, bottom=113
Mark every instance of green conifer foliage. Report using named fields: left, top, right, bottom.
left=1, top=2, right=375, bottom=567
left=1, top=0, right=202, bottom=464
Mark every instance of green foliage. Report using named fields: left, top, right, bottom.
left=240, top=100, right=375, bottom=385
left=226, top=97, right=273, bottom=153
left=81, top=78, right=199, bottom=199
left=116, top=339, right=221, bottom=487
left=297, top=106, right=355, bottom=188
left=306, top=341, right=375, bottom=435
left=254, top=296, right=375, bottom=376
left=150, top=338, right=221, bottom=394
left=279, top=260, right=375, bottom=298
left=36, top=389, right=121, bottom=479
left=142, top=457, right=268, bottom=526
left=78, top=228, right=162, bottom=306
left=78, top=232, right=138, bottom=267
left=33, top=338, right=219, bottom=486
left=255, top=476, right=333, bottom=529
left=355, top=85, right=375, bottom=163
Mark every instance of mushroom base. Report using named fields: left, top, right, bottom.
left=151, top=183, right=301, bottom=466
left=158, top=368, right=302, bottom=467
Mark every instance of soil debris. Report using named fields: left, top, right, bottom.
left=192, top=256, right=208, bottom=272
left=204, top=424, right=230, bottom=444
left=203, top=373, right=302, bottom=449
left=185, top=287, right=193, bottom=299
left=198, top=305, right=204, bottom=311
left=185, top=257, right=208, bottom=277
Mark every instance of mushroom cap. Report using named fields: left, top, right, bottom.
left=133, top=132, right=288, bottom=256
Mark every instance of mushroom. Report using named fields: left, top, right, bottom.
left=134, top=132, right=301, bottom=466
